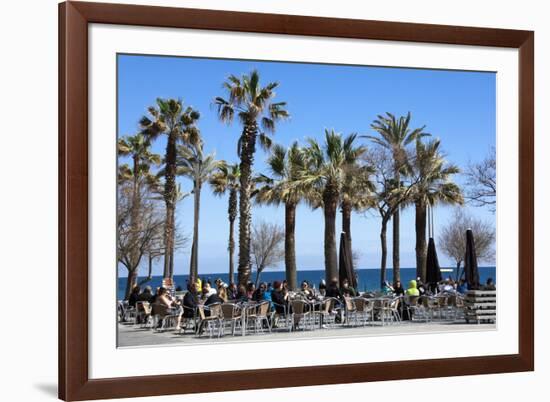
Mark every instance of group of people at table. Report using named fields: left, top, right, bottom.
left=125, top=275, right=496, bottom=333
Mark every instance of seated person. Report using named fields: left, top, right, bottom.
left=182, top=283, right=199, bottom=318
left=128, top=285, right=140, bottom=307
left=416, top=278, right=426, bottom=296
left=154, top=287, right=181, bottom=328
left=325, top=279, right=343, bottom=300
left=137, top=286, right=154, bottom=303
left=201, top=282, right=217, bottom=300
left=226, top=283, right=238, bottom=300
left=318, top=279, right=327, bottom=297
left=483, top=277, right=496, bottom=291
left=206, top=286, right=227, bottom=306
left=457, top=279, right=469, bottom=294
left=341, top=279, right=357, bottom=297
left=236, top=284, right=248, bottom=301
left=405, top=280, right=420, bottom=297
left=252, top=282, right=267, bottom=302
left=246, top=282, right=256, bottom=300
left=202, top=286, right=227, bottom=318
left=382, top=281, right=394, bottom=295
left=441, top=279, right=454, bottom=293
left=299, top=280, right=316, bottom=300
left=271, top=281, right=290, bottom=314
left=393, top=280, right=405, bottom=297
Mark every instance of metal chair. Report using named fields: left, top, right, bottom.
left=135, top=301, right=152, bottom=327
left=245, top=301, right=271, bottom=334
left=313, top=297, right=338, bottom=328
left=220, top=303, right=243, bottom=336
left=291, top=299, right=314, bottom=330
left=179, top=304, right=197, bottom=334
left=343, top=297, right=359, bottom=326
left=196, top=303, right=223, bottom=338
left=151, top=303, right=180, bottom=332
left=271, top=302, right=293, bottom=332
left=353, top=297, right=373, bottom=326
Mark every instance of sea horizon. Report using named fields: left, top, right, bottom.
left=118, top=266, right=496, bottom=300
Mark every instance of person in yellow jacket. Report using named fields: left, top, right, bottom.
left=406, top=279, right=420, bottom=296
left=195, top=277, right=202, bottom=293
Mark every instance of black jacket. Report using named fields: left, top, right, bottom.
left=271, top=290, right=287, bottom=314
left=325, top=285, right=342, bottom=300
left=183, top=291, right=198, bottom=318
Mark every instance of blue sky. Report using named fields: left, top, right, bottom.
left=117, top=54, right=496, bottom=277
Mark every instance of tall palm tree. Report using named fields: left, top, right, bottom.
left=209, top=163, right=240, bottom=284
left=364, top=112, right=429, bottom=282
left=215, top=70, right=289, bottom=285
left=255, top=142, right=308, bottom=290
left=300, top=130, right=366, bottom=283
left=139, top=98, right=200, bottom=279
left=117, top=133, right=161, bottom=299
left=176, top=140, right=220, bottom=281
left=411, top=138, right=463, bottom=281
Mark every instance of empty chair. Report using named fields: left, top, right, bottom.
left=353, top=297, right=373, bottom=326
left=220, top=303, right=243, bottom=336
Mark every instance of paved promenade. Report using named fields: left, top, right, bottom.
left=118, top=321, right=495, bottom=348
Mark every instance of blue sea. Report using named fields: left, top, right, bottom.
left=118, top=266, right=496, bottom=300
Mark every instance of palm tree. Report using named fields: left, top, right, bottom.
left=364, top=112, right=429, bottom=282
left=255, top=142, right=308, bottom=290
left=117, top=133, right=161, bottom=299
left=209, top=163, right=240, bottom=284
left=300, top=130, right=366, bottom=283
left=176, top=140, right=220, bottom=281
left=139, top=98, right=200, bottom=279
left=215, top=70, right=289, bottom=285
left=411, top=138, right=463, bottom=281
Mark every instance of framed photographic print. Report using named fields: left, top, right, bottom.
left=59, top=1, right=534, bottom=400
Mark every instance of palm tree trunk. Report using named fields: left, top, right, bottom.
left=380, top=217, right=389, bottom=287
left=285, top=202, right=297, bottom=290
left=163, top=132, right=177, bottom=279
left=392, top=171, right=401, bottom=283
left=228, top=218, right=236, bottom=285
left=323, top=191, right=338, bottom=283
left=162, top=205, right=173, bottom=279
left=415, top=200, right=427, bottom=282
left=228, top=189, right=237, bottom=285
left=237, top=122, right=257, bottom=285
left=189, top=182, right=201, bottom=280
left=124, top=269, right=138, bottom=300
left=127, top=155, right=142, bottom=274
left=169, top=206, right=175, bottom=278
left=342, top=201, right=353, bottom=269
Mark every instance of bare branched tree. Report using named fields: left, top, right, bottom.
left=139, top=224, right=189, bottom=287
left=363, top=146, right=421, bottom=286
left=439, top=208, right=496, bottom=280
left=117, top=181, right=165, bottom=299
left=464, top=147, right=496, bottom=212
left=251, top=221, right=285, bottom=287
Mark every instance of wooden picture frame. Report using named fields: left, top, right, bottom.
left=59, top=1, right=534, bottom=400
